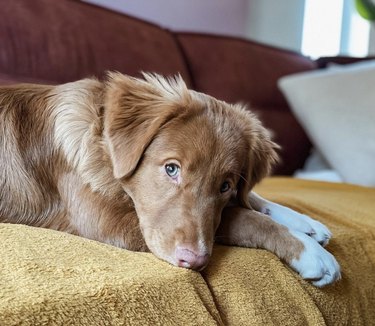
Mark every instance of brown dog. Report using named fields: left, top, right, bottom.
left=0, top=73, right=340, bottom=287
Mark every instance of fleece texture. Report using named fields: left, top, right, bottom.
left=1, top=177, right=374, bottom=325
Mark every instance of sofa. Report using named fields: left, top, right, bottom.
left=1, top=0, right=374, bottom=325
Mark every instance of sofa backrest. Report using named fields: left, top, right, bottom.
left=0, top=0, right=191, bottom=85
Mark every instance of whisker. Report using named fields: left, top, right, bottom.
left=233, top=172, right=249, bottom=186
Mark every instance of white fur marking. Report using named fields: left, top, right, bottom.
left=289, top=230, right=341, bottom=287
left=251, top=192, right=332, bottom=246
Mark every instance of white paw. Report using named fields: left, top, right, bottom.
left=289, top=231, right=341, bottom=287
left=302, top=214, right=332, bottom=247
left=264, top=204, right=332, bottom=246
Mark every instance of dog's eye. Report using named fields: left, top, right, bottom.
left=165, top=163, right=180, bottom=178
left=220, top=181, right=230, bottom=193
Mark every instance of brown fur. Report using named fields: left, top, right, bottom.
left=217, top=207, right=304, bottom=264
left=0, top=72, right=303, bottom=269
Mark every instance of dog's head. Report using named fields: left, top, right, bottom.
left=104, top=72, right=278, bottom=270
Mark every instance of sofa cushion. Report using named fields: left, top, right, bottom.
left=0, top=0, right=191, bottom=85
left=279, top=60, right=375, bottom=187
left=177, top=33, right=317, bottom=175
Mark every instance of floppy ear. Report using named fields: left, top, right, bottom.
left=103, top=72, right=189, bottom=179
left=236, top=110, right=280, bottom=208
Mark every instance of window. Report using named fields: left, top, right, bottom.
left=302, top=0, right=370, bottom=58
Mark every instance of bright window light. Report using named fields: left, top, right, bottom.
left=347, top=11, right=370, bottom=56
left=302, top=0, right=370, bottom=58
left=302, top=0, right=344, bottom=58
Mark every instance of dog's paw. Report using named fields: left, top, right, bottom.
left=301, top=214, right=332, bottom=247
left=264, top=205, right=332, bottom=246
left=289, top=230, right=341, bottom=287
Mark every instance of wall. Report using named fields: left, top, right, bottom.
left=83, top=0, right=249, bottom=38
left=369, top=25, right=375, bottom=54
left=246, top=0, right=305, bottom=51
left=83, top=0, right=305, bottom=51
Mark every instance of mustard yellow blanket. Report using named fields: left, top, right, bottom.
left=1, top=178, right=374, bottom=325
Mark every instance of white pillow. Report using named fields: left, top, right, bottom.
left=301, top=148, right=332, bottom=172
left=279, top=60, right=375, bottom=187
left=294, top=149, right=344, bottom=183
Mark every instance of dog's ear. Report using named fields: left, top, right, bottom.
left=104, top=72, right=189, bottom=179
left=236, top=109, right=279, bottom=208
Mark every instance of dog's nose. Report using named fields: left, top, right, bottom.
left=175, top=247, right=209, bottom=271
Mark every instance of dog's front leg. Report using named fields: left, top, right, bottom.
left=249, top=192, right=332, bottom=246
left=216, top=207, right=340, bottom=287
left=59, top=172, right=148, bottom=252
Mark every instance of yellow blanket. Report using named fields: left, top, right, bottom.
left=1, top=177, right=374, bottom=325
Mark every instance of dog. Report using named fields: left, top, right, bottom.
left=0, top=72, right=340, bottom=287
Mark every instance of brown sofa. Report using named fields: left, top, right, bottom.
left=1, top=1, right=375, bottom=325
